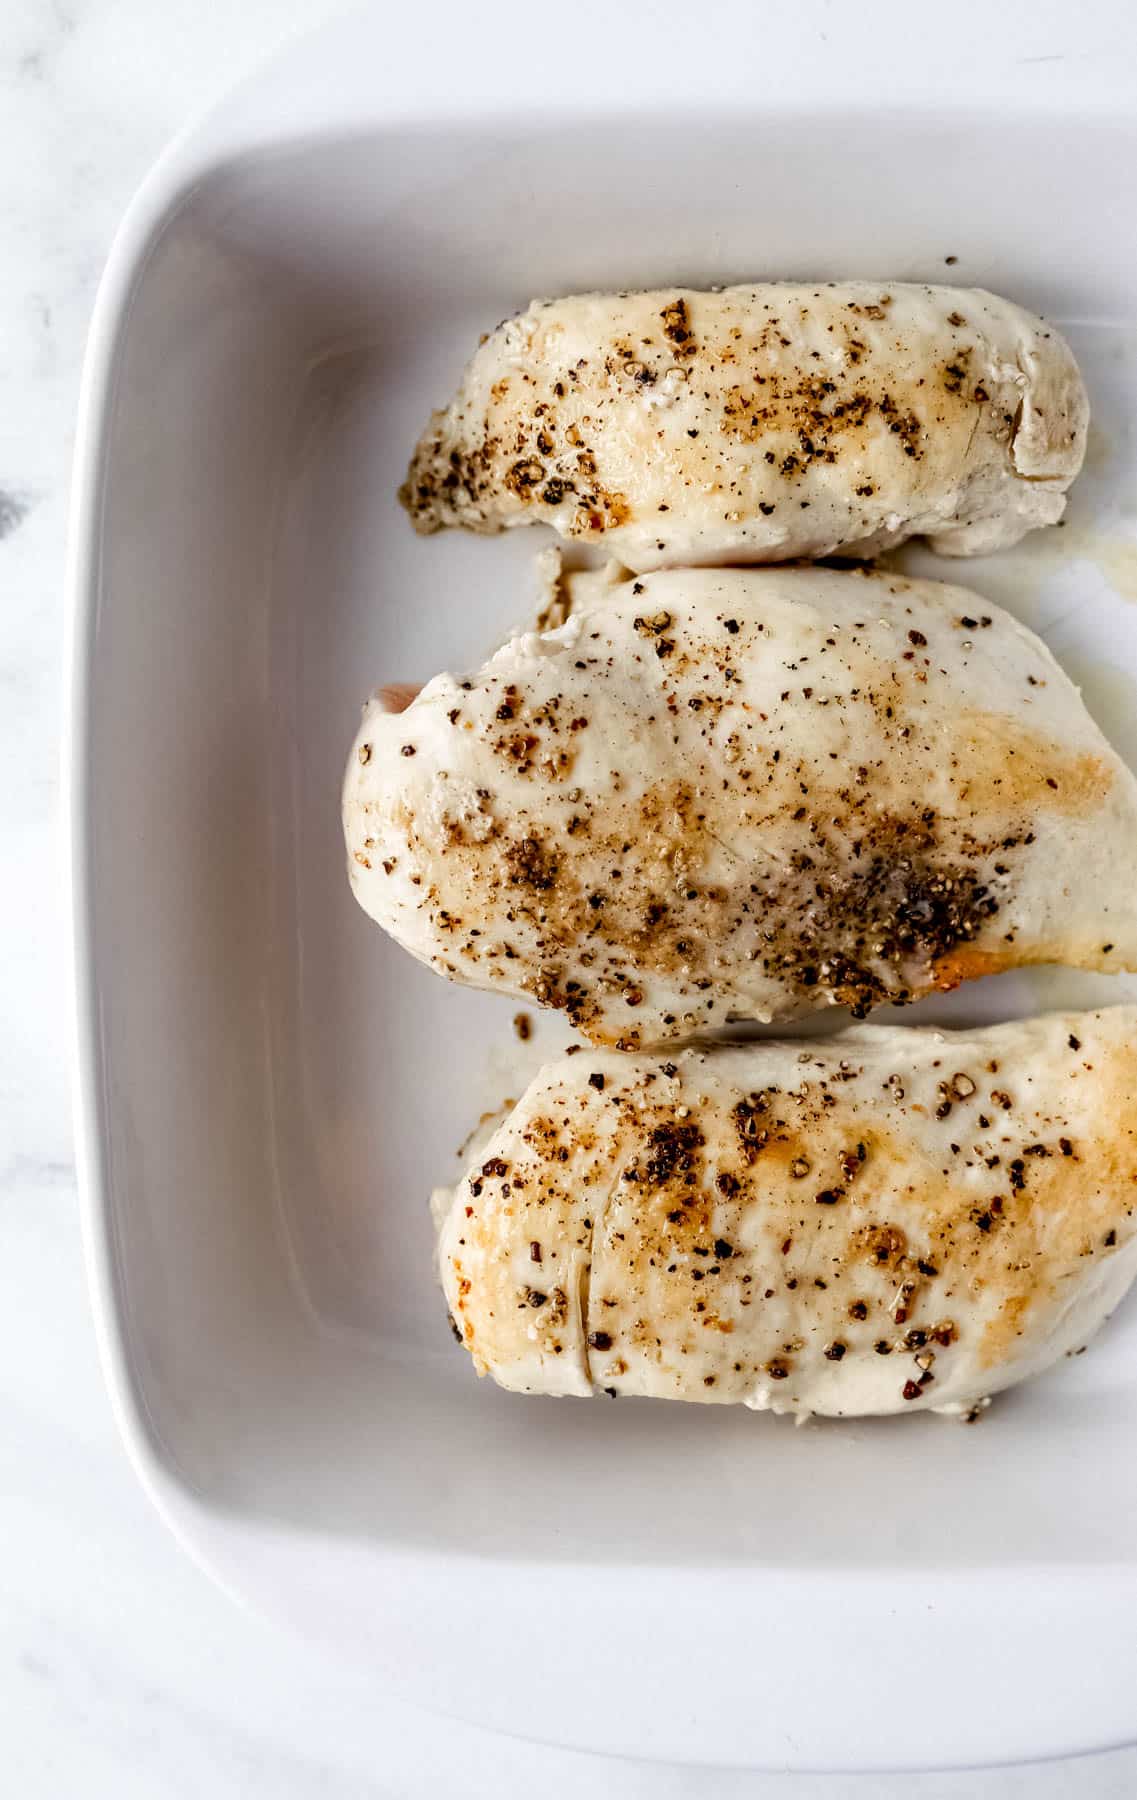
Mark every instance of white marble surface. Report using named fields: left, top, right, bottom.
left=3, top=1, right=1137, bottom=1792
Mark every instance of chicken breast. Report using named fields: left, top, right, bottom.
left=343, top=565, right=1137, bottom=1045
left=400, top=284, right=1088, bottom=571
left=437, top=1010, right=1137, bottom=1415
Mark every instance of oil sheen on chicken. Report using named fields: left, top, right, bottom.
left=343, top=565, right=1137, bottom=1046
left=401, top=284, right=1088, bottom=570
left=437, top=1011, right=1137, bottom=1416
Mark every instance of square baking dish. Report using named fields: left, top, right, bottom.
left=68, top=3, right=1137, bottom=1769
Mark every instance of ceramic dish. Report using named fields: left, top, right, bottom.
left=67, top=1, right=1137, bottom=1769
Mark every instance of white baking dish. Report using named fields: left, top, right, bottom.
left=67, top=2, right=1137, bottom=1770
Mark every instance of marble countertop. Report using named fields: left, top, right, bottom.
left=3, top=2, right=1136, bottom=1792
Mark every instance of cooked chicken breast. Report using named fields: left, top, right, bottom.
left=437, top=1010, right=1137, bottom=1415
left=343, top=566, right=1137, bottom=1045
left=400, top=284, right=1088, bottom=570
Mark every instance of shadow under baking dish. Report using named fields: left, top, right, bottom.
left=82, top=114, right=1137, bottom=1568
